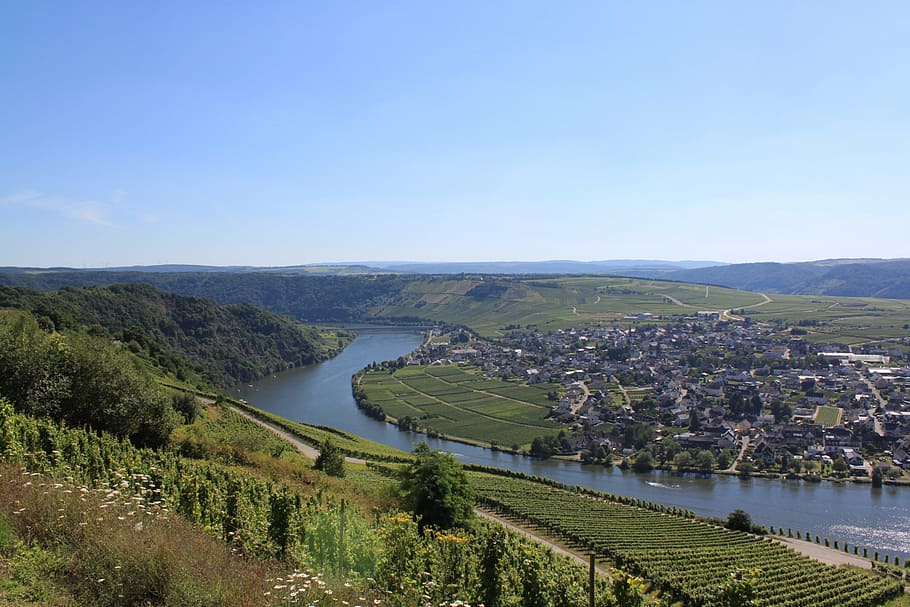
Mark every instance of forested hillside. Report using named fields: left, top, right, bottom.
left=0, top=271, right=412, bottom=322
left=0, top=283, right=345, bottom=385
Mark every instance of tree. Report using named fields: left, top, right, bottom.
left=674, top=451, right=694, bottom=471
left=738, top=460, right=754, bottom=478
left=833, top=455, right=849, bottom=476
left=623, top=423, right=654, bottom=450
left=770, top=401, right=792, bottom=424
left=173, top=392, right=201, bottom=424
left=726, top=509, right=753, bottom=533
left=696, top=450, right=716, bottom=474
left=399, top=443, right=473, bottom=532
left=314, top=438, right=346, bottom=477
left=632, top=450, right=654, bottom=473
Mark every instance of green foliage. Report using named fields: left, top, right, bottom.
left=632, top=451, right=654, bottom=473
left=0, top=283, right=343, bottom=386
left=726, top=509, right=753, bottom=533
left=712, top=568, right=761, bottom=607
left=171, top=392, right=201, bottom=424
left=399, top=443, right=473, bottom=532
left=623, top=423, right=654, bottom=450
left=1, top=409, right=600, bottom=607
left=314, top=439, right=346, bottom=478
left=610, top=571, right=644, bottom=607
left=0, top=312, right=179, bottom=447
left=530, top=435, right=562, bottom=459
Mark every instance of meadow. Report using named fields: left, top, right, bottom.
left=814, top=405, right=845, bottom=427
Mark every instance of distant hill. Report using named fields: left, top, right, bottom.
left=0, top=259, right=721, bottom=277
left=652, top=259, right=910, bottom=299
left=0, top=283, right=342, bottom=385
left=366, top=259, right=722, bottom=274
left=0, top=263, right=392, bottom=276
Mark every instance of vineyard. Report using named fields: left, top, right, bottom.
left=0, top=403, right=604, bottom=606
left=471, top=472, right=903, bottom=607
left=358, top=364, right=562, bottom=447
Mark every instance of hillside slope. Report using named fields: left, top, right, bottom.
left=662, top=259, right=910, bottom=298
left=0, top=283, right=342, bottom=385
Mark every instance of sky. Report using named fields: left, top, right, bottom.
left=2, top=1, right=909, bottom=267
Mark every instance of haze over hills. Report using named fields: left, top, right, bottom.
left=3, top=258, right=910, bottom=299
left=0, top=259, right=721, bottom=276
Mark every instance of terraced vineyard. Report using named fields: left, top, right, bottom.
left=472, top=473, right=903, bottom=607
left=358, top=365, right=562, bottom=447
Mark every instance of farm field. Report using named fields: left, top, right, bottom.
left=358, top=365, right=562, bottom=448
left=738, top=293, right=910, bottom=349
left=471, top=472, right=903, bottom=607
left=814, top=405, right=844, bottom=426
left=370, top=276, right=767, bottom=336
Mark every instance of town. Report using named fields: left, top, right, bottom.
left=407, top=315, right=910, bottom=481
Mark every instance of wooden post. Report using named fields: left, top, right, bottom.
left=339, top=499, right=347, bottom=572
left=589, top=553, right=595, bottom=607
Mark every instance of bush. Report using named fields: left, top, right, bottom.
left=399, top=443, right=473, bottom=532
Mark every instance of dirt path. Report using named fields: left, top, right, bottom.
left=664, top=294, right=691, bottom=308
left=475, top=508, right=610, bottom=575
left=773, top=536, right=873, bottom=569
left=229, top=405, right=366, bottom=464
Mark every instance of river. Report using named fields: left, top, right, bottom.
left=237, top=328, right=910, bottom=560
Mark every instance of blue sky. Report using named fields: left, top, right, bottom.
left=2, top=1, right=908, bottom=267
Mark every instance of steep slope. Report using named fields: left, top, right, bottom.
left=0, top=283, right=342, bottom=385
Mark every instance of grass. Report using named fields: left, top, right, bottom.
left=740, top=294, right=910, bottom=348
left=814, top=406, right=844, bottom=427
left=369, top=276, right=767, bottom=336
left=360, top=365, right=562, bottom=448
left=0, top=464, right=272, bottom=607
left=0, top=464, right=397, bottom=607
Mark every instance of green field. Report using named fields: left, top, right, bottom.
left=814, top=405, right=844, bottom=426
left=736, top=293, right=910, bottom=348
left=369, top=276, right=767, bottom=336
left=359, top=365, right=562, bottom=448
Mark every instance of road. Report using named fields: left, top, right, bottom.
left=230, top=405, right=366, bottom=464
left=476, top=508, right=611, bottom=575
left=570, top=380, right=591, bottom=414
left=774, top=537, right=872, bottom=570
left=721, top=436, right=750, bottom=474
